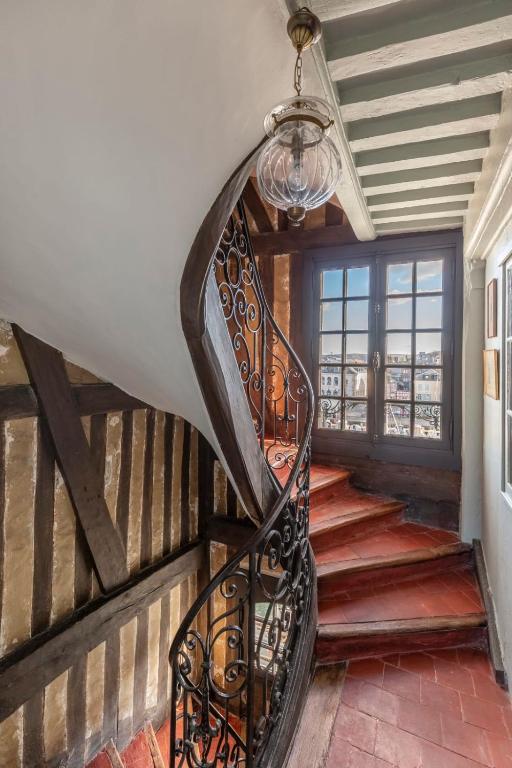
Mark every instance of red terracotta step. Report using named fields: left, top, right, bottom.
left=310, top=498, right=405, bottom=549
left=308, top=466, right=352, bottom=506
left=317, top=542, right=473, bottom=598
left=316, top=614, right=488, bottom=664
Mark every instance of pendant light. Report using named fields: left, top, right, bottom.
left=256, top=7, right=342, bottom=227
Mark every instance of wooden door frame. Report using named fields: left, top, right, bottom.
left=301, top=230, right=463, bottom=472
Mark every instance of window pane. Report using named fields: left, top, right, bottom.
left=320, top=367, right=341, bottom=396
left=321, top=270, right=343, bottom=298
left=344, top=367, right=368, bottom=398
left=414, top=369, right=442, bottom=402
left=385, top=368, right=412, bottom=401
left=414, top=404, right=441, bottom=440
left=417, top=260, right=443, bottom=293
left=345, top=334, right=368, bottom=364
left=385, top=403, right=411, bottom=436
left=387, top=263, right=413, bottom=295
left=320, top=334, right=342, bottom=363
left=321, top=302, right=343, bottom=331
left=386, top=333, right=411, bottom=364
left=387, top=297, right=412, bottom=329
left=346, top=267, right=369, bottom=297
left=318, top=398, right=341, bottom=430
left=416, top=332, right=442, bottom=365
left=416, top=296, right=442, bottom=329
left=344, top=401, right=367, bottom=432
left=346, top=300, right=369, bottom=330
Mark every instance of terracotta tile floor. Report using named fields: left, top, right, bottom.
left=315, top=521, right=459, bottom=565
left=319, top=568, right=484, bottom=624
left=326, top=651, right=512, bottom=767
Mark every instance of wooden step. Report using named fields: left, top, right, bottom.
left=316, top=614, right=488, bottom=665
left=318, top=542, right=473, bottom=597
left=310, top=500, right=405, bottom=548
left=285, top=664, right=345, bottom=768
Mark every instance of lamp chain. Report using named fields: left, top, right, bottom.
left=294, top=47, right=303, bottom=96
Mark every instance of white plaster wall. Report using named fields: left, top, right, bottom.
left=481, top=220, right=512, bottom=682
left=0, top=0, right=319, bottom=443
left=460, top=259, right=484, bottom=543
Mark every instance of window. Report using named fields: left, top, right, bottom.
left=505, top=259, right=512, bottom=497
left=312, top=241, right=460, bottom=468
left=318, top=266, right=370, bottom=433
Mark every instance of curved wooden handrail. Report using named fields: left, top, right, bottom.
left=173, top=144, right=316, bottom=767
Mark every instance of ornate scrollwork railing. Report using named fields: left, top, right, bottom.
left=213, top=202, right=309, bottom=474
left=172, top=181, right=315, bottom=767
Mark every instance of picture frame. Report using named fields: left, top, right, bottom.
left=483, top=349, right=499, bottom=399
left=487, top=278, right=498, bottom=338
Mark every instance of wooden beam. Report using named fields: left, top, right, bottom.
left=340, top=51, right=512, bottom=121
left=243, top=178, right=274, bottom=233
left=251, top=224, right=357, bottom=257
left=348, top=94, right=501, bottom=152
left=361, top=160, right=482, bottom=196
left=207, top=515, right=255, bottom=547
left=13, top=327, right=129, bottom=591
left=0, top=383, right=147, bottom=421
left=356, top=133, right=490, bottom=175
left=367, top=182, right=475, bottom=211
left=372, top=202, right=469, bottom=223
left=374, top=217, right=464, bottom=234
left=326, top=0, right=512, bottom=80
left=325, top=201, right=344, bottom=226
left=0, top=541, right=204, bottom=722
left=311, top=0, right=406, bottom=22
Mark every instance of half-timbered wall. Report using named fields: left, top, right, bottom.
left=0, top=320, right=214, bottom=767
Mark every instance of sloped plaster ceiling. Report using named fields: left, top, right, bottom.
left=0, top=0, right=314, bottom=441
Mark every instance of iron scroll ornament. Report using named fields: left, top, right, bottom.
left=213, top=202, right=309, bottom=473
left=170, top=196, right=314, bottom=768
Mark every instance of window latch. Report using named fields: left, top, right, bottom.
left=372, top=351, right=381, bottom=371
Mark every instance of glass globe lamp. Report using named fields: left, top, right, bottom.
left=257, top=96, right=342, bottom=227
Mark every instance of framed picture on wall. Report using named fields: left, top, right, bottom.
left=487, top=278, right=498, bottom=338
left=483, top=349, right=499, bottom=399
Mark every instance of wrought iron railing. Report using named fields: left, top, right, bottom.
left=171, top=189, right=315, bottom=767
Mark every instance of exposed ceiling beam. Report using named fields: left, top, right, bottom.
left=243, top=178, right=274, bottom=233
left=373, top=200, right=469, bottom=222
left=375, top=217, right=464, bottom=234
left=373, top=203, right=469, bottom=223
left=367, top=183, right=475, bottom=211
left=311, top=0, right=407, bottom=22
left=348, top=94, right=501, bottom=151
left=339, top=47, right=512, bottom=108
left=361, top=160, right=482, bottom=196
left=356, top=133, right=490, bottom=175
left=250, top=223, right=357, bottom=256
left=326, top=1, right=512, bottom=80
left=340, top=63, right=512, bottom=122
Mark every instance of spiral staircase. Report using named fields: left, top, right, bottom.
left=169, top=144, right=491, bottom=767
